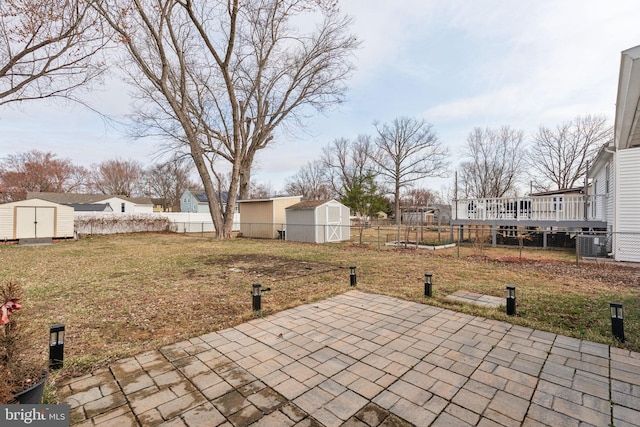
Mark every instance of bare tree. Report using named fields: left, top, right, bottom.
left=402, top=188, right=440, bottom=207
left=321, top=135, right=375, bottom=198
left=285, top=160, right=333, bottom=200
left=372, top=116, right=448, bottom=224
left=146, top=157, right=195, bottom=210
left=248, top=181, right=273, bottom=199
left=93, top=0, right=359, bottom=238
left=0, top=150, right=89, bottom=201
left=91, top=158, right=145, bottom=197
left=0, top=0, right=108, bottom=106
left=459, top=126, right=526, bottom=198
left=529, top=114, right=612, bottom=191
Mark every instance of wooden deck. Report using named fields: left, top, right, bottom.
left=452, top=195, right=607, bottom=228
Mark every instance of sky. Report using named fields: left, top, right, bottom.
left=2, top=0, right=640, bottom=195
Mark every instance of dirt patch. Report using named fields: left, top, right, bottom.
left=201, top=254, right=340, bottom=279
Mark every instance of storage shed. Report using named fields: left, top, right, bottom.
left=237, top=196, right=302, bottom=239
left=0, top=198, right=74, bottom=241
left=285, top=199, right=351, bottom=243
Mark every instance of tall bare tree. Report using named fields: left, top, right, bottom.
left=146, top=157, right=195, bottom=210
left=529, top=114, right=612, bottom=191
left=91, top=158, right=145, bottom=197
left=0, top=0, right=108, bottom=106
left=285, top=160, right=333, bottom=200
left=93, top=0, right=359, bottom=238
left=372, top=116, right=448, bottom=224
left=459, top=126, right=526, bottom=198
left=321, top=135, right=375, bottom=198
left=0, top=150, right=89, bottom=201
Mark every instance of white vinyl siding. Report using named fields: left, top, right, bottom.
left=615, top=147, right=640, bottom=261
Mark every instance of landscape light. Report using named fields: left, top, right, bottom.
left=252, top=283, right=270, bottom=311
left=424, top=273, right=433, bottom=297
left=610, top=302, right=625, bottom=342
left=350, top=266, right=357, bottom=287
left=506, top=286, right=516, bottom=316
left=49, top=324, right=65, bottom=370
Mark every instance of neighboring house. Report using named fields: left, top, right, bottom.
left=26, top=192, right=154, bottom=214
left=0, top=198, right=74, bottom=241
left=237, top=195, right=302, bottom=239
left=151, top=198, right=176, bottom=212
left=285, top=199, right=351, bottom=243
left=451, top=44, right=640, bottom=262
left=180, top=189, right=230, bottom=213
left=67, top=203, right=113, bottom=213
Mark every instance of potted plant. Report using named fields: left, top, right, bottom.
left=0, top=280, right=47, bottom=404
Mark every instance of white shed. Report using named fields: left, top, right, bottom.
left=285, top=199, right=351, bottom=243
left=0, top=198, right=74, bottom=241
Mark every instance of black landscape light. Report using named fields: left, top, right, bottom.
left=49, top=324, right=65, bottom=370
left=350, top=266, right=357, bottom=287
left=252, top=283, right=271, bottom=311
left=610, top=302, right=625, bottom=342
left=424, top=273, right=433, bottom=297
left=506, top=286, right=516, bottom=316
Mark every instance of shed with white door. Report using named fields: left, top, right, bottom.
left=0, top=198, right=74, bottom=241
left=285, top=199, right=351, bottom=243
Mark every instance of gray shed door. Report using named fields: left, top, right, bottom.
left=15, top=207, right=55, bottom=238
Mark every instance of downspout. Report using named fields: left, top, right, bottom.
left=604, top=145, right=616, bottom=257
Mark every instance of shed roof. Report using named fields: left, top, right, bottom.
left=237, top=195, right=302, bottom=203
left=286, top=199, right=336, bottom=210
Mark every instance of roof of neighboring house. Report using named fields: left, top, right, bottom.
left=286, top=199, right=337, bottom=210
left=67, top=203, right=113, bottom=212
left=184, top=189, right=228, bottom=204
left=26, top=192, right=153, bottom=205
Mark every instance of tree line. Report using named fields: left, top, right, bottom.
left=287, top=113, right=612, bottom=220
left=0, top=150, right=196, bottom=210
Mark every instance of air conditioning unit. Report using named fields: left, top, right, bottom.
left=578, top=235, right=607, bottom=257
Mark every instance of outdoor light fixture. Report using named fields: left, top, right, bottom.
left=49, top=324, right=65, bottom=370
left=350, top=266, right=357, bottom=287
left=610, top=302, right=625, bottom=342
left=506, top=286, right=516, bottom=316
left=252, top=283, right=271, bottom=311
left=424, top=273, right=433, bottom=297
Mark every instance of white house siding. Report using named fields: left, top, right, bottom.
left=615, top=147, right=640, bottom=262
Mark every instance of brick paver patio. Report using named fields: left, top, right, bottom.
left=60, top=291, right=640, bottom=426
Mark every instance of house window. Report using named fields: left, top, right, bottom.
left=121, top=202, right=125, bottom=213
left=553, top=196, right=563, bottom=212
left=605, top=164, right=610, bottom=194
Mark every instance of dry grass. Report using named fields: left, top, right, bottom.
left=1, top=231, right=638, bottom=390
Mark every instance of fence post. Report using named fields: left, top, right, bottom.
left=377, top=226, right=380, bottom=250
left=575, top=232, right=580, bottom=266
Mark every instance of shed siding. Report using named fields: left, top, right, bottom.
left=285, top=200, right=350, bottom=243
left=615, top=147, right=640, bottom=261
left=0, top=199, right=74, bottom=240
left=286, top=209, right=316, bottom=243
left=239, top=201, right=277, bottom=238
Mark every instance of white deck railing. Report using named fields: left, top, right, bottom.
left=454, top=195, right=606, bottom=222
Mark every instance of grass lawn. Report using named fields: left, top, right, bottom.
left=1, top=231, right=639, bottom=395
